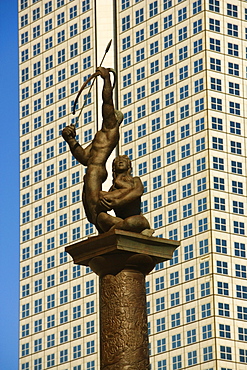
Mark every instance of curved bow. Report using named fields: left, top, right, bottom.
left=72, top=68, right=116, bottom=117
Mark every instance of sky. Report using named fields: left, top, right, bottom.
left=0, top=1, right=19, bottom=369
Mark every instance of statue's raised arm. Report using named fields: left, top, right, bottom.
left=62, top=67, right=152, bottom=235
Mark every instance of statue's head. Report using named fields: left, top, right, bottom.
left=112, top=155, right=132, bottom=178
left=114, top=110, right=124, bottom=125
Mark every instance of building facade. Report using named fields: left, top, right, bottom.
left=19, top=0, right=247, bottom=369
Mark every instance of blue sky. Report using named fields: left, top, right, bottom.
left=0, top=1, right=19, bottom=368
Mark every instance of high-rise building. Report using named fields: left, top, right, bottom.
left=19, top=0, right=247, bottom=369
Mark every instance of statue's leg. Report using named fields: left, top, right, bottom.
left=97, top=212, right=123, bottom=233
left=108, top=215, right=151, bottom=234
left=82, top=164, right=108, bottom=227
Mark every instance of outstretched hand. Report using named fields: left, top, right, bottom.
left=62, top=125, right=76, bottom=142
left=96, top=66, right=110, bottom=79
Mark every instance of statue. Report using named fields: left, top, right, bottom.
left=62, top=67, right=151, bottom=235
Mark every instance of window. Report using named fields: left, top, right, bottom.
left=187, top=329, right=196, bottom=344
left=178, top=7, right=187, bottom=22
left=197, top=157, right=206, bottom=172
left=220, top=346, right=232, bottom=361
left=57, top=30, right=65, bottom=43
left=236, top=265, right=247, bottom=279
left=122, top=15, right=130, bottom=32
left=164, top=14, right=172, bottom=30
left=86, top=340, right=95, bottom=354
left=227, top=3, right=238, bottom=17
left=200, top=261, right=209, bottom=276
left=194, top=79, right=203, bottom=94
left=186, top=308, right=196, bottom=323
left=164, top=53, right=173, bottom=68
left=171, top=312, right=180, bottom=327
left=193, top=19, right=202, bottom=34
left=47, top=293, right=55, bottom=309
left=194, top=39, right=202, bottom=53
left=69, top=5, right=77, bottom=19
left=209, top=18, right=220, bottom=32
left=70, top=42, right=78, bottom=58
left=232, top=180, right=243, bottom=194
left=165, top=92, right=174, bottom=106
left=233, top=201, right=244, bottom=215
left=170, top=272, right=179, bottom=286
left=70, top=23, right=78, bottom=38
left=180, top=125, right=190, bottom=140
left=182, top=163, right=191, bottom=178
left=180, top=85, right=189, bottom=100
left=196, top=137, right=205, bottom=152
left=209, top=0, right=219, bottom=12
left=217, top=303, right=230, bottom=318
left=184, top=266, right=194, bottom=281
left=157, top=338, right=166, bottom=353
left=228, top=42, right=238, bottom=56
left=230, top=121, right=241, bottom=135
left=234, top=221, right=245, bottom=235
left=235, top=242, right=246, bottom=257
left=60, top=349, right=68, bottom=363
left=184, top=223, right=193, bottom=238
left=156, top=318, right=165, bottom=335
left=156, top=297, right=165, bottom=311
left=178, top=26, right=187, bottom=41
left=214, top=197, right=225, bottom=211
left=211, top=96, right=222, bottom=111
left=185, top=286, right=195, bottom=302
left=237, top=306, right=247, bottom=320
left=178, top=46, right=188, bottom=61
left=217, top=282, right=229, bottom=296
left=213, top=157, right=224, bottom=171
left=203, top=346, right=213, bottom=361
left=168, top=228, right=178, bottom=241
left=179, top=65, right=188, bottom=80
left=229, top=101, right=241, bottom=116
left=172, top=333, right=181, bottom=349
left=201, top=303, right=211, bottom=318
left=228, top=23, right=238, bottom=37
left=164, top=34, right=173, bottom=49
left=154, top=195, right=163, bottom=209
left=82, top=0, right=90, bottom=12
left=59, top=231, right=68, bottom=245
left=167, top=150, right=176, bottom=164
left=199, top=239, right=208, bottom=255
left=45, top=19, right=52, bottom=32
left=239, top=327, right=247, bottom=342
left=135, top=8, right=144, bottom=24
left=155, top=276, right=165, bottom=291
left=210, top=77, right=221, bottom=92
left=202, top=284, right=212, bottom=301
left=217, top=261, right=228, bottom=275
left=153, top=213, right=163, bottom=228
left=214, top=177, right=224, bottom=190
left=164, top=73, right=174, bottom=88
left=21, top=67, right=29, bottom=83
left=228, top=62, right=239, bottom=76
left=188, top=351, right=197, bottom=366
left=166, top=170, right=176, bottom=184
left=215, top=217, right=226, bottom=231
left=184, top=244, right=193, bottom=260
left=150, top=40, right=159, bottom=55
left=150, top=1, right=158, bottom=17
left=198, top=198, right=207, bottom=212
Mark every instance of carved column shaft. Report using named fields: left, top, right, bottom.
left=65, top=230, right=179, bottom=370
left=100, top=269, right=149, bottom=370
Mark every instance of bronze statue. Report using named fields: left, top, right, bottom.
left=62, top=67, right=151, bottom=235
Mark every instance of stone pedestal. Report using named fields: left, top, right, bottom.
left=66, top=229, right=179, bottom=370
